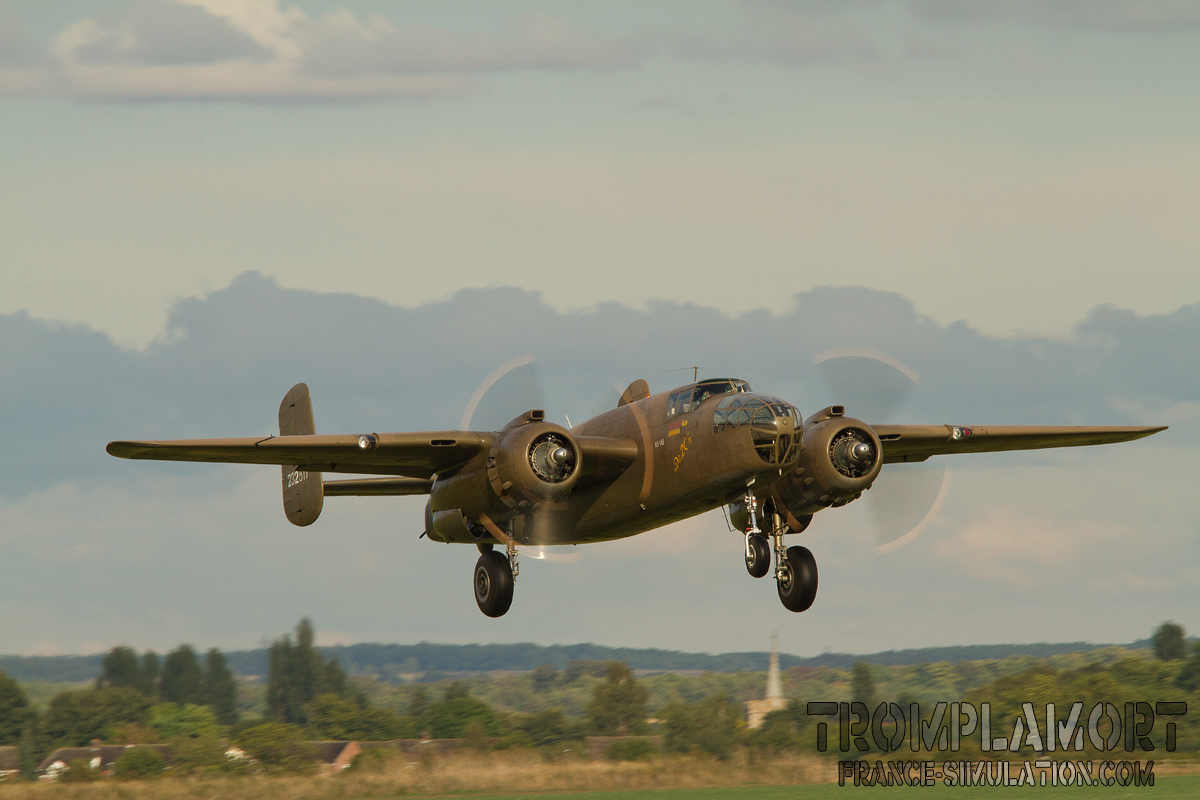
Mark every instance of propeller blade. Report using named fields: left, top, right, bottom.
left=864, top=465, right=951, bottom=553
left=460, top=354, right=545, bottom=432
left=813, top=348, right=919, bottom=422
left=524, top=545, right=581, bottom=563
left=812, top=348, right=949, bottom=552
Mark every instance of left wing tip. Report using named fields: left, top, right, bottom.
left=107, top=441, right=145, bottom=458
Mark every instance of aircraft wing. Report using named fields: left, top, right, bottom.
left=870, top=424, right=1167, bottom=463
left=106, top=432, right=493, bottom=479
left=107, top=431, right=641, bottom=484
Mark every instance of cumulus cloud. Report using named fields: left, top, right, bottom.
left=2, top=274, right=1193, bottom=503
left=65, top=0, right=273, bottom=66
left=6, top=0, right=643, bottom=101
left=1, top=277, right=1194, bottom=653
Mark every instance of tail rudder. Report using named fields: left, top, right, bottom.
left=279, top=383, right=323, bottom=526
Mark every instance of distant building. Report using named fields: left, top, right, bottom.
left=312, top=741, right=361, bottom=773
left=37, top=745, right=172, bottom=780
left=0, top=746, right=19, bottom=780
left=744, top=631, right=788, bottom=729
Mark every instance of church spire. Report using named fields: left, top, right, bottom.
left=766, top=629, right=782, bottom=700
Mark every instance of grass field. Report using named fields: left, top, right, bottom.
left=438, top=776, right=1200, bottom=799
left=0, top=757, right=1193, bottom=800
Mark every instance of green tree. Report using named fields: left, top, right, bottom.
left=97, top=646, right=144, bottom=691
left=586, top=662, right=648, bottom=735
left=113, top=747, right=165, bottom=779
left=852, top=661, right=876, bottom=709
left=532, top=663, right=557, bottom=691
left=235, top=721, right=314, bottom=770
left=427, top=683, right=501, bottom=739
left=42, top=687, right=152, bottom=747
left=516, top=709, right=570, bottom=746
left=265, top=618, right=351, bottom=725
left=18, top=722, right=38, bottom=780
left=161, top=645, right=203, bottom=704
left=407, top=686, right=429, bottom=719
left=1153, top=621, right=1187, bottom=661
left=0, top=670, right=32, bottom=745
left=606, top=738, right=657, bottom=761
left=147, top=703, right=225, bottom=772
left=60, top=757, right=99, bottom=782
left=748, top=706, right=799, bottom=752
left=306, top=693, right=409, bottom=741
left=202, top=649, right=239, bottom=725
left=1176, top=642, right=1200, bottom=692
left=663, top=696, right=741, bottom=759
left=141, top=651, right=161, bottom=697
left=148, top=703, right=219, bottom=741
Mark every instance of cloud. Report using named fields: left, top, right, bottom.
left=5, top=0, right=642, bottom=101
left=676, top=5, right=881, bottom=65
left=66, top=0, right=272, bottom=66
left=2, top=274, right=1193, bottom=505
left=912, top=0, right=1200, bottom=33
left=295, top=10, right=644, bottom=78
left=0, top=276, right=1195, bottom=653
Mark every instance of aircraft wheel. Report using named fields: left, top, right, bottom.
left=474, top=551, right=514, bottom=617
left=777, top=545, right=818, bottom=612
left=476, top=541, right=494, bottom=554
left=745, top=535, right=771, bottom=578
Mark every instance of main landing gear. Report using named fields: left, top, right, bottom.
left=742, top=493, right=818, bottom=612
left=473, top=537, right=519, bottom=617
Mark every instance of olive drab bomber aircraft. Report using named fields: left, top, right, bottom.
left=107, top=376, right=1166, bottom=618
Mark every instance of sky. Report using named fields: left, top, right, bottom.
left=0, top=0, right=1198, bottom=659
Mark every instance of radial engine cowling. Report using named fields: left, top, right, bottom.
left=489, top=418, right=581, bottom=507
left=768, top=406, right=883, bottom=521
left=427, top=412, right=581, bottom=542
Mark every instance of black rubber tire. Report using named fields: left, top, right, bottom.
left=777, top=545, right=818, bottom=612
left=476, top=541, right=494, bottom=554
left=474, top=551, right=514, bottom=617
left=745, top=535, right=771, bottom=578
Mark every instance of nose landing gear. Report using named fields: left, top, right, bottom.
left=745, top=535, right=771, bottom=577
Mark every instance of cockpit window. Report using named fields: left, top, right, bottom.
left=668, top=378, right=751, bottom=420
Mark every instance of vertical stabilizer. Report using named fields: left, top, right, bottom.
left=279, top=383, right=323, bottom=526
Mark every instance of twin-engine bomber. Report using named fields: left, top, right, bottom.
left=107, top=378, right=1165, bottom=617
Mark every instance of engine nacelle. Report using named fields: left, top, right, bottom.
left=426, top=410, right=581, bottom=543
left=767, top=406, right=883, bottom=524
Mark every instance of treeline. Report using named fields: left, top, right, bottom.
left=3, top=621, right=1199, bottom=782
left=95, top=644, right=237, bottom=724
left=0, top=619, right=405, bottom=779
left=0, top=639, right=1166, bottom=685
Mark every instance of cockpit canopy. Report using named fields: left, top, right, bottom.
left=713, top=393, right=801, bottom=465
left=664, top=379, right=751, bottom=418
left=713, top=393, right=799, bottom=429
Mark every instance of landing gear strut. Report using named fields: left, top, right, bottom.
left=743, top=492, right=771, bottom=578
left=741, top=493, right=818, bottom=612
